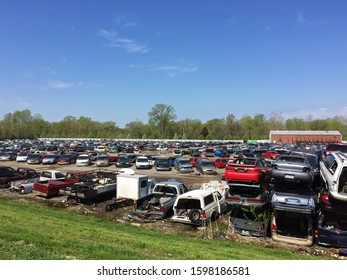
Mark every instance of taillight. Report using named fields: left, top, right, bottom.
left=314, top=229, right=319, bottom=238
left=201, top=211, right=206, bottom=219
left=133, top=201, right=136, bottom=209
left=160, top=206, right=164, bottom=213
left=271, top=223, right=276, bottom=232
left=321, top=194, right=329, bottom=202
left=226, top=197, right=240, bottom=201
left=21, top=186, right=25, bottom=193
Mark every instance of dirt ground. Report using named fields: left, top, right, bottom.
left=0, top=151, right=345, bottom=260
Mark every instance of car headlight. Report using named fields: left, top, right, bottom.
left=271, top=193, right=278, bottom=203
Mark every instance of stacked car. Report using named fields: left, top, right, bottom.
left=316, top=152, right=347, bottom=248
left=269, top=154, right=317, bottom=246
left=225, top=157, right=271, bottom=237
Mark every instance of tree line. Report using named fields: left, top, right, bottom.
left=1, top=104, right=347, bottom=141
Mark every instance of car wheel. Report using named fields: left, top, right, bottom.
left=188, top=209, right=201, bottom=223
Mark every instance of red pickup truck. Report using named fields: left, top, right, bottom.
left=33, top=170, right=95, bottom=197
left=0, top=167, right=40, bottom=188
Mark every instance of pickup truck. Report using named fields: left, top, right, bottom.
left=33, top=170, right=95, bottom=197
left=171, top=188, right=227, bottom=226
left=129, top=179, right=189, bottom=222
left=60, top=171, right=118, bottom=204
left=11, top=170, right=66, bottom=194
left=0, top=167, right=40, bottom=188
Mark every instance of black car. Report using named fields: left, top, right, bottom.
left=116, top=155, right=132, bottom=168
left=154, top=157, right=171, bottom=171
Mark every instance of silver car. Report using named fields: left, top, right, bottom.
left=196, top=158, right=217, bottom=175
left=96, top=154, right=109, bottom=167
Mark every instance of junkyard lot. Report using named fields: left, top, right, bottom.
left=0, top=151, right=343, bottom=259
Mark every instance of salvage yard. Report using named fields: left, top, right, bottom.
left=0, top=150, right=344, bottom=260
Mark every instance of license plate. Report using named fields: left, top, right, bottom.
left=285, top=174, right=295, bottom=180
left=241, top=230, right=250, bottom=235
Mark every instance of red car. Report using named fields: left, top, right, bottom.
left=213, top=158, right=232, bottom=168
left=224, top=158, right=271, bottom=184
left=261, top=150, right=281, bottom=160
left=189, top=157, right=200, bottom=167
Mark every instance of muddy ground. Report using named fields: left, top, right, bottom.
left=0, top=151, right=344, bottom=260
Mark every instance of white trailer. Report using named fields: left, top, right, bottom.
left=116, top=174, right=150, bottom=200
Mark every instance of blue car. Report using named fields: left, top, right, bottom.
left=315, top=213, right=347, bottom=248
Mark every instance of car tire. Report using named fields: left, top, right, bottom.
left=188, top=209, right=201, bottom=223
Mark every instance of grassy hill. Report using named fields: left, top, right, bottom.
left=0, top=196, right=330, bottom=260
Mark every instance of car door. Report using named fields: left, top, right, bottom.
left=215, top=191, right=227, bottom=214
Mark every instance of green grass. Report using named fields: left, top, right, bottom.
left=0, top=197, right=329, bottom=260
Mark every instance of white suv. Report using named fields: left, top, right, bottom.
left=171, top=189, right=226, bottom=226
left=320, top=151, right=347, bottom=201
left=135, top=156, right=151, bottom=169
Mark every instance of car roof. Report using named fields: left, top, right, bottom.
left=178, top=189, right=213, bottom=198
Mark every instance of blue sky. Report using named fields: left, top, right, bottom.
left=1, top=0, right=347, bottom=128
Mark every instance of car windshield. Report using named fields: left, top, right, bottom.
left=274, top=182, right=311, bottom=195
left=201, top=161, right=213, bottom=167
left=137, top=158, right=148, bottom=162
left=59, top=155, right=70, bottom=159
left=327, top=144, right=347, bottom=153
left=45, top=155, right=56, bottom=159
left=98, top=156, right=108, bottom=160
left=78, top=156, right=89, bottom=160
left=291, top=152, right=318, bottom=167
left=180, top=160, right=190, bottom=165
left=277, top=156, right=305, bottom=164
left=228, top=185, right=263, bottom=197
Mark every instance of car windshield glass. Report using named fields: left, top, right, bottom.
left=274, top=182, right=311, bottom=195
left=228, top=185, right=263, bottom=197
left=180, top=160, right=190, bottom=165
left=327, top=144, right=347, bottom=153
left=78, top=156, right=89, bottom=160
left=45, top=155, right=56, bottom=159
left=278, top=156, right=305, bottom=164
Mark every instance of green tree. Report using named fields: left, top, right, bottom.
left=148, top=104, right=176, bottom=138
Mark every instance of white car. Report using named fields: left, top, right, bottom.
left=135, top=156, right=151, bottom=169
left=76, top=154, right=91, bottom=166
left=16, top=152, right=29, bottom=162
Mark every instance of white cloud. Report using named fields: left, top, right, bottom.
left=97, top=29, right=150, bottom=54
left=38, top=80, right=102, bottom=90
left=49, top=80, right=82, bottom=89
left=124, top=22, right=137, bottom=28
left=282, top=107, right=347, bottom=120
left=150, top=65, right=198, bottom=78
left=127, top=62, right=198, bottom=78
left=296, top=11, right=329, bottom=28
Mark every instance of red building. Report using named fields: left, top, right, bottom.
left=269, top=130, right=342, bottom=144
